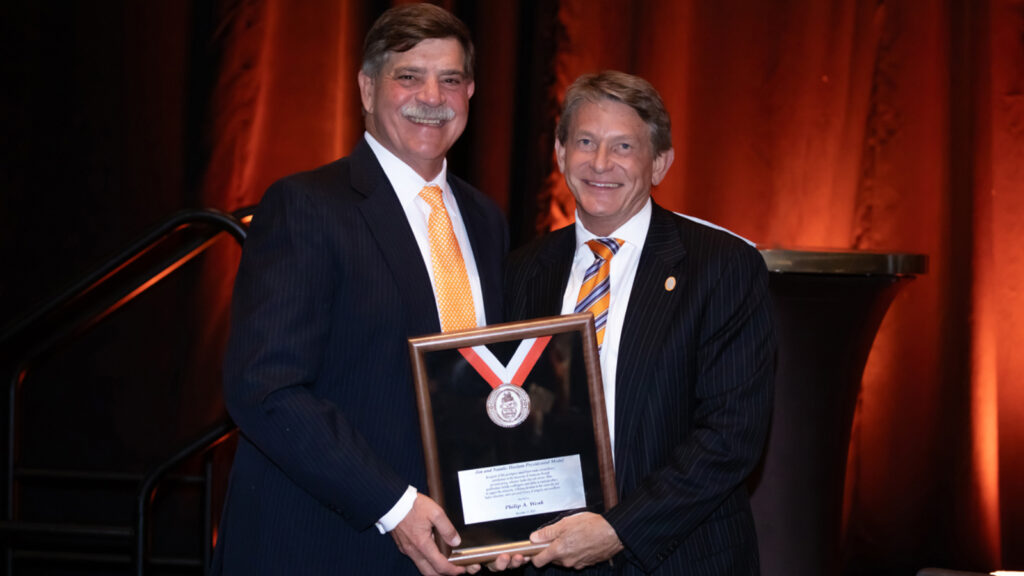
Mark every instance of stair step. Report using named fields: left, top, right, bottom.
left=11, top=549, right=204, bottom=569
left=0, top=520, right=134, bottom=543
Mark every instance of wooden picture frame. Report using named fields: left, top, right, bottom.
left=408, top=313, right=617, bottom=566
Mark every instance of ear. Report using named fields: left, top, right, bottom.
left=651, top=148, right=675, bottom=186
left=466, top=79, right=475, bottom=100
left=554, top=139, right=567, bottom=174
left=357, top=71, right=375, bottom=114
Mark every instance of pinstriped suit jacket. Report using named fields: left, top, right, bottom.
left=212, top=139, right=508, bottom=575
left=506, top=204, right=774, bottom=575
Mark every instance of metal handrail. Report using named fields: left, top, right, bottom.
left=135, top=419, right=236, bottom=576
left=3, top=207, right=250, bottom=575
left=1, top=208, right=247, bottom=357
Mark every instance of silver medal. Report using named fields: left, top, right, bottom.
left=485, top=383, right=531, bottom=428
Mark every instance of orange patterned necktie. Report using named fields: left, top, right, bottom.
left=575, top=238, right=624, bottom=350
left=419, top=185, right=477, bottom=332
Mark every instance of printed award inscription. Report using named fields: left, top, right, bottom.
left=458, top=455, right=586, bottom=525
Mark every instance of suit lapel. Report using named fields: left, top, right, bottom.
left=525, top=227, right=576, bottom=318
left=449, top=179, right=500, bottom=323
left=351, top=140, right=441, bottom=336
left=613, top=205, right=687, bottom=472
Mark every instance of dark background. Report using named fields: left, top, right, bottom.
left=2, top=0, right=1023, bottom=574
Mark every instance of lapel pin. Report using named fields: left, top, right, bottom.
left=664, top=276, right=676, bottom=291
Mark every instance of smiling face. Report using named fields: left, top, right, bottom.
left=556, top=98, right=674, bottom=236
left=358, top=37, right=475, bottom=180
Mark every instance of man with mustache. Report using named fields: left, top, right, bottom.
left=213, top=4, right=506, bottom=575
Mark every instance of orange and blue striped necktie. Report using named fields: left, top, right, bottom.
left=575, top=237, right=624, bottom=350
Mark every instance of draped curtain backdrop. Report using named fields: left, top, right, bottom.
left=198, top=0, right=1024, bottom=573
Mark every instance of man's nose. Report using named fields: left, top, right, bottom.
left=418, top=76, right=443, bottom=106
left=592, top=144, right=611, bottom=172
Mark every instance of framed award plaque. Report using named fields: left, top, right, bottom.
left=408, top=313, right=617, bottom=566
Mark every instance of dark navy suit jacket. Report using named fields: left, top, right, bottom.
left=505, top=204, right=774, bottom=575
left=213, top=139, right=507, bottom=574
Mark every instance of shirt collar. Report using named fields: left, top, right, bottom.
left=573, top=199, right=652, bottom=252
left=364, top=131, right=449, bottom=202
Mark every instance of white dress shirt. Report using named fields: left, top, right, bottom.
left=364, top=132, right=486, bottom=532
left=559, top=200, right=652, bottom=456
left=365, top=132, right=487, bottom=328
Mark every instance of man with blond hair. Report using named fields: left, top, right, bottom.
left=506, top=71, right=774, bottom=575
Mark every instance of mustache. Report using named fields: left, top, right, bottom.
left=401, top=103, right=455, bottom=122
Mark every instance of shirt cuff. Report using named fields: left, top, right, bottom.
left=375, top=485, right=418, bottom=534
